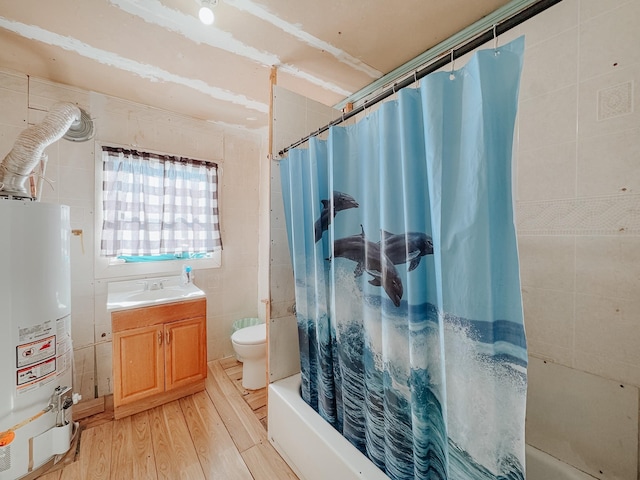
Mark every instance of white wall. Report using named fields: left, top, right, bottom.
left=268, top=1, right=640, bottom=478
left=515, top=1, right=639, bottom=478
left=268, top=85, right=339, bottom=382
left=0, top=70, right=265, bottom=401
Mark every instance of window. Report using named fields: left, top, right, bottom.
left=96, top=146, right=222, bottom=277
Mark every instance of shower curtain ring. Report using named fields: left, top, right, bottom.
left=493, top=24, right=499, bottom=51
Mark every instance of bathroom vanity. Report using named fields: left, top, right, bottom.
left=107, top=277, right=207, bottom=419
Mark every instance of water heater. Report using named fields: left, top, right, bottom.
left=0, top=199, right=76, bottom=480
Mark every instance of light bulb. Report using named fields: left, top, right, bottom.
left=199, top=6, right=214, bottom=25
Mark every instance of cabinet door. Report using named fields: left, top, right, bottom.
left=165, top=317, right=207, bottom=391
left=113, top=324, right=165, bottom=406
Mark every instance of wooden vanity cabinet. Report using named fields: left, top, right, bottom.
left=111, top=298, right=206, bottom=419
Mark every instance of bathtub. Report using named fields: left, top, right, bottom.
left=268, top=374, right=598, bottom=480
left=526, top=445, right=597, bottom=480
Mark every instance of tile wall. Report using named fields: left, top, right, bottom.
left=0, top=70, right=265, bottom=401
left=516, top=0, right=640, bottom=384
left=515, top=1, right=639, bottom=477
left=268, top=85, right=339, bottom=382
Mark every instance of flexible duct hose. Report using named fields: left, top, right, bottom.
left=0, top=102, right=81, bottom=196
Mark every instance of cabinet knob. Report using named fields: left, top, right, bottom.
left=158, top=331, right=163, bottom=345
left=166, top=331, right=171, bottom=345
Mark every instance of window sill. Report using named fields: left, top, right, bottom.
left=94, top=251, right=221, bottom=280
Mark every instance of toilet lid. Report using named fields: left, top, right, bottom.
left=232, top=323, right=266, bottom=345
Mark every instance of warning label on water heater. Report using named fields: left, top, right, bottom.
left=15, top=317, right=70, bottom=395
left=16, top=335, right=56, bottom=368
left=19, top=320, right=54, bottom=343
left=17, top=357, right=56, bottom=387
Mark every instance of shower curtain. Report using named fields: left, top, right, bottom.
left=279, top=37, right=527, bottom=480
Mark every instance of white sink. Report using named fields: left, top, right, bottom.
left=107, top=275, right=205, bottom=312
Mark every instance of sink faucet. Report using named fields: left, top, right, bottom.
left=136, top=280, right=149, bottom=291
left=149, top=279, right=167, bottom=290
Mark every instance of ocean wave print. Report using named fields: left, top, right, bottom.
left=294, top=258, right=526, bottom=479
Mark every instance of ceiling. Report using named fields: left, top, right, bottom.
left=0, top=0, right=513, bottom=131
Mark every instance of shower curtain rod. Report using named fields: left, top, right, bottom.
left=277, top=0, right=562, bottom=157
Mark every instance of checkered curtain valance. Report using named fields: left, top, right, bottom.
left=100, top=147, right=222, bottom=257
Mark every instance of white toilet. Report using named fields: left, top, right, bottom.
left=231, top=323, right=267, bottom=390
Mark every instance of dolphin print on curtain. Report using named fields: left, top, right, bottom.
left=279, top=36, right=527, bottom=480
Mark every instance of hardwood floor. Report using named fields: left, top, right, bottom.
left=37, top=358, right=298, bottom=480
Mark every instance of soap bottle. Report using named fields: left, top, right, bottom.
left=182, top=265, right=192, bottom=285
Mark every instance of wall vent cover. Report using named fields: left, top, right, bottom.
left=598, top=81, right=633, bottom=121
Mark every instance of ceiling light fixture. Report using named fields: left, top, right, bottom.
left=199, top=0, right=218, bottom=25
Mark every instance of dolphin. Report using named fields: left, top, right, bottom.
left=314, top=191, right=359, bottom=242
left=380, top=230, right=433, bottom=271
left=333, top=226, right=403, bottom=307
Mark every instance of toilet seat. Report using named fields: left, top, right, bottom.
left=231, top=323, right=266, bottom=345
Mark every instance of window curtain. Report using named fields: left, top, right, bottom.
left=279, top=37, right=527, bottom=479
left=100, top=147, right=222, bottom=257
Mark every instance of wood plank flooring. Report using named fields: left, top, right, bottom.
left=37, top=358, right=298, bottom=480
